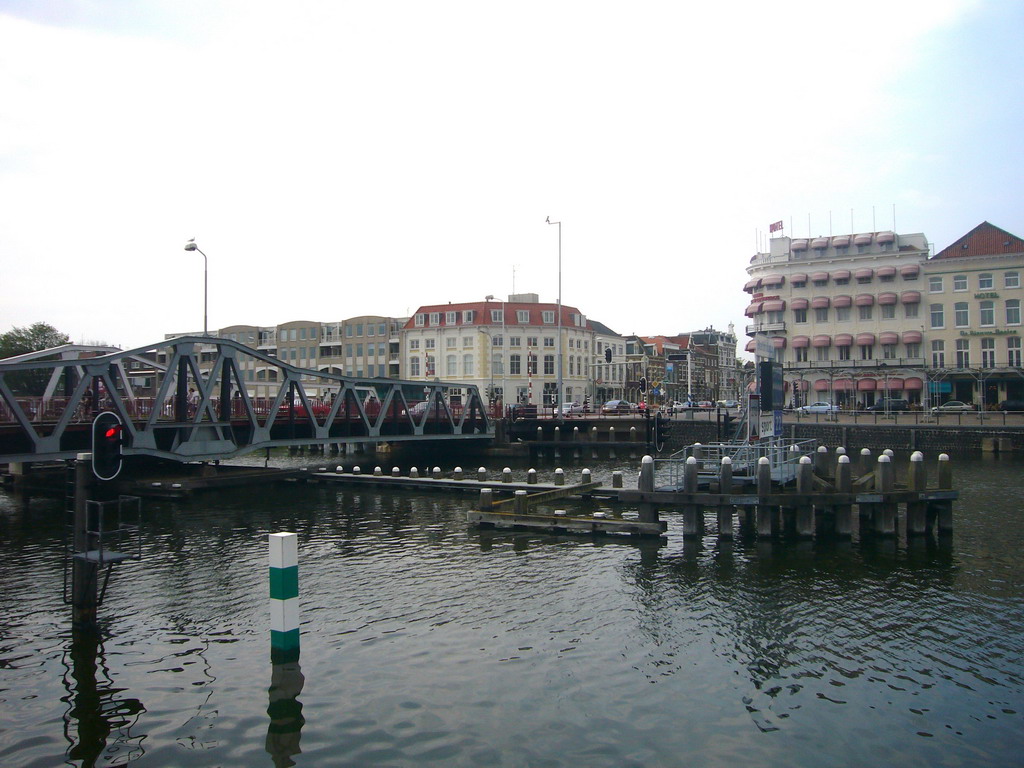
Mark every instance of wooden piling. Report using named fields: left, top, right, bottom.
left=814, top=445, right=829, bottom=478
left=637, top=455, right=658, bottom=524
left=795, top=456, right=814, bottom=538
left=527, top=469, right=537, bottom=485
left=682, top=457, right=701, bottom=536
left=612, top=471, right=623, bottom=488
left=478, top=467, right=487, bottom=482
left=906, top=451, right=927, bottom=535
left=834, top=455, right=853, bottom=537
left=479, top=487, right=493, bottom=511
left=756, top=457, right=774, bottom=538
left=874, top=455, right=896, bottom=536
left=514, top=490, right=529, bottom=515
left=718, top=457, right=734, bottom=538
left=937, top=453, right=953, bottom=532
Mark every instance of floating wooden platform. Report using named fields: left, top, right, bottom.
left=468, top=510, right=666, bottom=537
left=309, top=471, right=608, bottom=498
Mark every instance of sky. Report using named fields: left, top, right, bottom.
left=2, top=0, right=1023, bottom=351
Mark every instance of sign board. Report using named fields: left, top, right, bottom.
left=758, top=412, right=775, bottom=438
left=758, top=360, right=784, bottom=411
left=755, top=336, right=772, bottom=359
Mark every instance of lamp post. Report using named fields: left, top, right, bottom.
left=546, top=217, right=562, bottom=410
left=184, top=238, right=208, bottom=335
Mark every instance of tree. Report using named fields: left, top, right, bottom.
left=0, top=322, right=71, bottom=395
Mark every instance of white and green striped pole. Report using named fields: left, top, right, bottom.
left=269, top=532, right=299, bottom=663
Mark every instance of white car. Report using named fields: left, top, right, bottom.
left=932, top=400, right=973, bottom=413
left=796, top=401, right=839, bottom=414
left=559, top=401, right=584, bottom=415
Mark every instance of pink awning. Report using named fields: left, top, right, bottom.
left=811, top=237, right=830, bottom=249
left=878, top=292, right=898, bottom=305
left=745, top=302, right=763, bottom=316
left=832, top=295, right=852, bottom=308
left=834, top=334, right=854, bottom=346
left=832, top=235, right=851, bottom=247
left=743, top=278, right=760, bottom=292
left=771, top=336, right=786, bottom=349
left=762, top=299, right=786, bottom=312
left=811, top=335, right=831, bottom=348
left=790, top=298, right=810, bottom=310
left=900, top=264, right=920, bottom=278
left=745, top=339, right=757, bottom=352
left=901, top=291, right=921, bottom=304
left=854, top=233, right=873, bottom=246
left=833, top=269, right=851, bottom=280
left=876, top=231, right=895, bottom=244
left=814, top=379, right=831, bottom=391
left=879, top=331, right=900, bottom=345
left=904, top=377, right=924, bottom=391
left=791, top=239, right=809, bottom=251
left=791, top=335, right=810, bottom=348
left=834, top=378, right=855, bottom=391
left=811, top=296, right=830, bottom=309
left=811, top=271, right=829, bottom=282
left=856, top=333, right=876, bottom=346
left=881, top=378, right=904, bottom=391
left=854, top=268, right=874, bottom=279
left=855, top=294, right=875, bottom=306
left=902, top=330, right=923, bottom=343
left=876, top=266, right=897, bottom=278
left=857, top=379, right=877, bottom=391
left=762, top=274, right=785, bottom=287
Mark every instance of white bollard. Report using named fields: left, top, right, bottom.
left=269, top=532, right=299, bottom=663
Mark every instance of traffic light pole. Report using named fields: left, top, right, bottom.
left=73, top=452, right=99, bottom=633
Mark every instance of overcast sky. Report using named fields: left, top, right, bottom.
left=2, top=0, right=1022, bottom=351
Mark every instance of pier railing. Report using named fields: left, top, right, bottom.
left=657, top=437, right=819, bottom=486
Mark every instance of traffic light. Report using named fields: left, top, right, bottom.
left=604, top=347, right=612, bottom=363
left=92, top=411, right=124, bottom=481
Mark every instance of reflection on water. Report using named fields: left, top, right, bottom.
left=1, top=453, right=1022, bottom=766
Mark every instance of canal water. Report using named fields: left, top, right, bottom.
left=1, top=452, right=1022, bottom=767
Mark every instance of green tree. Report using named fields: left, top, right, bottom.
left=0, top=322, right=71, bottom=395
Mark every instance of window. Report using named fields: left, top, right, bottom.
left=542, top=311, right=555, bottom=324
left=446, top=311, right=457, bottom=325
left=879, top=272, right=895, bottom=283
left=954, top=302, right=969, bottom=327
left=300, top=327, right=307, bottom=340
left=379, top=343, right=386, bottom=355
left=980, top=301, right=995, bottom=326
left=463, top=336, right=473, bottom=348
left=356, top=324, right=364, bottom=336
left=979, top=273, right=993, bottom=290
left=544, top=354, right=554, bottom=375
left=509, top=354, right=521, bottom=375
left=792, top=277, right=807, bottom=288
left=544, top=337, right=555, bottom=348
left=366, top=324, right=375, bottom=337
left=814, top=307, right=828, bottom=322
left=953, top=275, right=968, bottom=291
left=812, top=278, right=827, bottom=287
left=858, top=305, right=873, bottom=321
left=415, top=313, right=425, bottom=327
left=906, top=342, right=920, bottom=358
left=981, top=338, right=995, bottom=368
left=929, top=276, right=943, bottom=293
left=882, top=304, right=896, bottom=320
left=1006, top=271, right=1020, bottom=289
left=409, top=339, right=419, bottom=350
left=767, top=310, right=784, bottom=323
left=379, top=323, right=386, bottom=336
left=446, top=337, right=457, bottom=348
left=836, top=307, right=851, bottom=322
left=429, top=313, right=440, bottom=326
left=345, top=343, right=353, bottom=357
left=795, top=347, right=808, bottom=362
left=834, top=276, right=850, bottom=286
left=883, top=344, right=897, bottom=359
left=815, top=347, right=829, bottom=362
left=1008, top=337, right=1022, bottom=367
left=930, top=303, right=944, bottom=328
left=931, top=341, right=945, bottom=368
left=491, top=310, right=503, bottom=323
left=355, top=343, right=363, bottom=356
left=446, top=355, right=457, bottom=376
left=1007, top=299, right=1021, bottom=325
left=955, top=339, right=970, bottom=368
left=410, top=356, right=420, bottom=376
left=425, top=339, right=435, bottom=350
left=860, top=345, right=873, bottom=360
left=838, top=346, right=851, bottom=361
left=492, top=334, right=503, bottom=347
left=463, top=354, right=473, bottom=376
left=516, top=310, right=530, bottom=323
left=492, top=353, right=504, bottom=375
left=856, top=275, right=872, bottom=285
left=463, top=310, right=475, bottom=323
left=509, top=336, right=521, bottom=347
left=794, top=308, right=807, bottom=323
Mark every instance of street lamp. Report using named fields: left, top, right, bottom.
left=546, top=216, right=562, bottom=410
left=184, top=238, right=208, bottom=335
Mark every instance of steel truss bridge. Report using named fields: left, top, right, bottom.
left=0, top=337, right=492, bottom=464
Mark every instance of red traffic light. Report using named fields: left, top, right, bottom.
left=104, top=426, right=121, bottom=439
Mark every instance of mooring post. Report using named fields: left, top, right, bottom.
left=373, top=466, right=383, bottom=476
left=527, top=468, right=537, bottom=485
left=936, top=453, right=953, bottom=533
left=502, top=467, right=512, bottom=483
left=906, top=451, right=927, bottom=535
left=755, top=456, right=774, bottom=538
left=834, top=455, right=853, bottom=537
left=581, top=468, right=592, bottom=485
left=637, top=455, right=659, bottom=524
left=269, top=532, right=300, bottom=663
left=795, top=456, right=814, bottom=538
left=454, top=466, right=463, bottom=481
left=874, top=455, right=896, bottom=536
left=432, top=466, right=441, bottom=479
left=478, top=467, right=487, bottom=482
left=72, top=453, right=98, bottom=632
left=514, top=490, right=529, bottom=515
left=814, top=445, right=829, bottom=478
left=612, top=471, right=623, bottom=488
left=479, top=487, right=493, bottom=511
left=410, top=466, right=419, bottom=478
left=859, top=448, right=873, bottom=480
left=681, top=456, right=702, bottom=536
left=692, top=443, right=702, bottom=471
left=392, top=466, right=401, bottom=477
left=554, top=468, right=564, bottom=486
left=718, top=456, right=734, bottom=539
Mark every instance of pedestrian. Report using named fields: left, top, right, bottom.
left=188, top=387, right=199, bottom=417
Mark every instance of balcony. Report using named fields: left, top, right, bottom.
left=745, top=322, right=787, bottom=335
left=785, top=358, right=926, bottom=371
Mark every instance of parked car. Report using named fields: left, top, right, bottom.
left=602, top=399, right=634, bottom=413
left=559, top=401, right=584, bottom=415
left=718, top=399, right=739, bottom=409
left=796, top=401, right=839, bottom=414
left=868, top=398, right=909, bottom=412
left=998, top=399, right=1024, bottom=411
left=932, top=400, right=973, bottom=413
left=697, top=401, right=714, bottom=409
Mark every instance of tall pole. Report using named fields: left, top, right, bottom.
left=185, top=239, right=209, bottom=335
left=546, top=217, right=562, bottom=409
